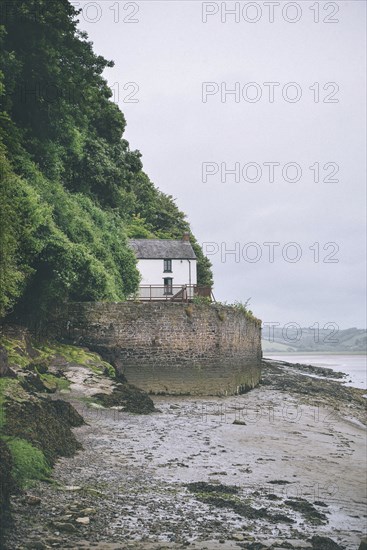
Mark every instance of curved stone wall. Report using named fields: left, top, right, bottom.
left=45, top=302, right=262, bottom=396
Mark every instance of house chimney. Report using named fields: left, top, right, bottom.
left=182, top=232, right=190, bottom=242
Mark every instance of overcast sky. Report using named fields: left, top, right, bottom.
left=76, top=0, right=366, bottom=329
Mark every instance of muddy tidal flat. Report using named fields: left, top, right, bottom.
left=5, top=360, right=367, bottom=550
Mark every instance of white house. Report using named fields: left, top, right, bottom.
left=129, top=233, right=198, bottom=301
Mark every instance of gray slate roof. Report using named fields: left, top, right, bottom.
left=129, top=239, right=197, bottom=260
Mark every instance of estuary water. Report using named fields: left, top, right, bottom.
left=265, top=353, right=367, bottom=389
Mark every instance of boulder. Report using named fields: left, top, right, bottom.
left=52, top=522, right=76, bottom=533
left=311, top=536, right=343, bottom=550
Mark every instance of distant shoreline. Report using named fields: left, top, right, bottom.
left=263, top=351, right=367, bottom=355
left=263, top=354, right=367, bottom=391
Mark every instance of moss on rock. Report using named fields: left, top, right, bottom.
left=3, top=398, right=84, bottom=466
left=4, top=438, right=51, bottom=488
left=0, top=337, right=30, bottom=368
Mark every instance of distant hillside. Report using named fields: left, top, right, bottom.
left=262, top=327, right=367, bottom=353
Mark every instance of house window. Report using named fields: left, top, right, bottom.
left=164, top=259, right=172, bottom=273
left=163, top=277, right=173, bottom=295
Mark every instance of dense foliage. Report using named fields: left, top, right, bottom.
left=0, top=0, right=213, bottom=317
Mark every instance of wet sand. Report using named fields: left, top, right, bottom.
left=5, top=360, right=367, bottom=550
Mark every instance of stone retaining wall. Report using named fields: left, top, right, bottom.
left=21, top=302, right=262, bottom=396
left=48, top=302, right=261, bottom=395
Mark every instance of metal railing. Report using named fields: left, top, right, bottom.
left=128, top=285, right=213, bottom=302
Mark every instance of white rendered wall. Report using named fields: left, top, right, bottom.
left=137, top=259, right=197, bottom=287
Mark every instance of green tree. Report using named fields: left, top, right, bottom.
left=0, top=0, right=213, bottom=317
